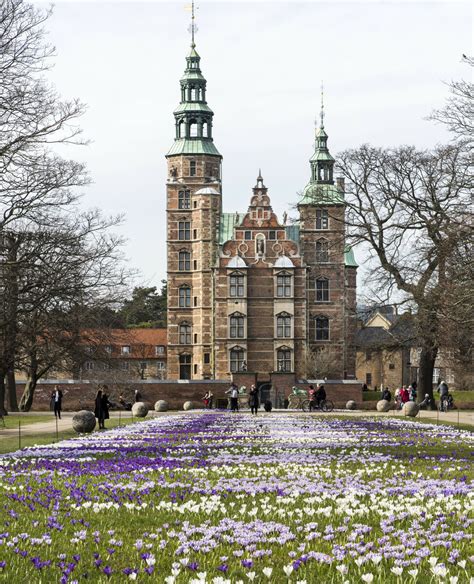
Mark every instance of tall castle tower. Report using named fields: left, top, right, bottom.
left=297, top=98, right=357, bottom=378
left=165, top=28, right=222, bottom=379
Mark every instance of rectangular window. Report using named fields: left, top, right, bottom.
left=179, top=287, right=191, bottom=308
left=178, top=190, right=191, bottom=209
left=204, top=353, right=210, bottom=364
left=229, top=274, right=245, bottom=297
left=193, top=229, right=197, bottom=239
left=121, top=361, right=129, bottom=371
left=104, top=345, right=112, bottom=354
left=316, top=279, right=329, bottom=302
left=277, top=316, right=291, bottom=338
left=366, top=373, right=372, bottom=386
left=155, top=345, right=165, bottom=355
left=156, top=361, right=165, bottom=370
left=193, top=260, right=198, bottom=270
left=277, top=349, right=292, bottom=372
left=190, top=161, right=196, bottom=176
left=244, top=231, right=252, bottom=240
left=316, top=240, right=329, bottom=263
left=277, top=275, right=292, bottom=298
left=121, top=345, right=131, bottom=355
left=178, top=251, right=191, bottom=271
left=269, top=230, right=276, bottom=240
left=389, top=363, right=395, bottom=370
left=230, top=316, right=245, bottom=338
left=85, top=361, right=94, bottom=370
left=194, top=333, right=198, bottom=343
left=315, top=317, right=330, bottom=341
left=193, top=296, right=198, bottom=307
left=316, top=209, right=329, bottom=230
left=178, top=221, right=191, bottom=240
left=193, top=364, right=198, bottom=375
left=140, top=361, right=147, bottom=370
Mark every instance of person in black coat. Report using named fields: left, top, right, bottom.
left=50, top=386, right=63, bottom=419
left=100, top=390, right=111, bottom=428
left=94, top=389, right=105, bottom=429
left=248, top=385, right=259, bottom=415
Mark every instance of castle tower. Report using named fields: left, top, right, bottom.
left=297, top=96, right=357, bottom=378
left=166, top=32, right=222, bottom=379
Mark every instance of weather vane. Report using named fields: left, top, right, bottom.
left=185, top=1, right=199, bottom=47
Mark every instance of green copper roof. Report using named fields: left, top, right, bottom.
left=180, top=71, right=206, bottom=82
left=310, top=149, right=335, bottom=162
left=173, top=102, right=213, bottom=114
left=219, top=212, right=246, bottom=245
left=299, top=183, right=344, bottom=205
left=344, top=245, right=358, bottom=267
left=166, top=139, right=221, bottom=157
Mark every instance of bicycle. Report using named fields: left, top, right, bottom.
left=301, top=398, right=334, bottom=413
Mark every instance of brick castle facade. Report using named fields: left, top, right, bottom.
left=165, top=40, right=357, bottom=385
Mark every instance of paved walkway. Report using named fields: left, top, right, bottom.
left=1, top=408, right=472, bottom=439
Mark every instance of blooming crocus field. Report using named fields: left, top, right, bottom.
left=0, top=413, right=473, bottom=583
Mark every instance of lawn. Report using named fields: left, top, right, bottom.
left=0, top=414, right=56, bottom=428
left=0, top=412, right=472, bottom=583
left=0, top=417, right=135, bottom=455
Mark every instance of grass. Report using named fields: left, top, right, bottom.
left=0, top=416, right=136, bottom=455
left=0, top=413, right=57, bottom=428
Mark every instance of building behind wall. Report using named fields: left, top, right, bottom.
left=166, top=37, right=358, bottom=383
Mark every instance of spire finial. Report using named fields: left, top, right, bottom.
left=320, top=81, right=325, bottom=129
left=186, top=1, right=198, bottom=48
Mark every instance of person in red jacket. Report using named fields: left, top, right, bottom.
left=400, top=386, right=410, bottom=404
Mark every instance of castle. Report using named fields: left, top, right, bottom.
left=165, top=36, right=357, bottom=387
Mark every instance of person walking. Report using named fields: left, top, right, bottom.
left=134, top=389, right=142, bottom=403
left=226, top=383, right=239, bottom=412
left=249, top=385, right=259, bottom=415
left=51, top=386, right=63, bottom=419
left=94, top=388, right=105, bottom=429
left=100, top=387, right=111, bottom=429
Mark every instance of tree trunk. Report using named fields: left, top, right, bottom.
left=0, top=372, right=7, bottom=415
left=19, top=376, right=38, bottom=412
left=6, top=368, right=18, bottom=411
left=418, top=346, right=438, bottom=409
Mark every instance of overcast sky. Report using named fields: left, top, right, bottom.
left=39, top=0, right=472, bottom=291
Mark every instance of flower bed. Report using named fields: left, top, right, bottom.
left=0, top=413, right=473, bottom=583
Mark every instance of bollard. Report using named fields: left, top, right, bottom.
left=55, top=416, right=59, bottom=442
left=118, top=409, right=121, bottom=428
left=18, top=420, right=21, bottom=450
left=457, top=408, right=460, bottom=427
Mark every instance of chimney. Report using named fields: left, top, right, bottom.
left=336, top=176, right=345, bottom=192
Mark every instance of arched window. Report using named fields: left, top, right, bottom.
left=229, top=272, right=245, bottom=298
left=179, top=322, right=192, bottom=344
left=276, top=272, right=292, bottom=298
left=276, top=313, right=292, bottom=338
left=316, top=278, right=329, bottom=302
left=229, top=313, right=245, bottom=338
left=230, top=347, right=246, bottom=373
left=202, top=122, right=208, bottom=137
left=277, top=347, right=292, bottom=372
left=179, top=286, right=191, bottom=308
left=189, top=119, right=198, bottom=137
left=178, top=250, right=191, bottom=271
left=178, top=120, right=184, bottom=138
left=316, top=239, right=329, bottom=263
left=179, top=354, right=191, bottom=380
left=315, top=316, right=330, bottom=341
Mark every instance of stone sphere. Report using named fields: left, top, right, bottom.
left=72, top=410, right=96, bottom=433
left=154, top=400, right=168, bottom=412
left=132, top=402, right=148, bottom=418
left=403, top=401, right=419, bottom=417
left=183, top=401, right=194, bottom=411
left=346, top=400, right=357, bottom=410
left=376, top=400, right=391, bottom=412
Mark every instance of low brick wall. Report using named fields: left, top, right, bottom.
left=15, top=378, right=364, bottom=411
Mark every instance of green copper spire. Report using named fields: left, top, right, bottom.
left=166, top=5, right=221, bottom=158
left=299, top=91, right=344, bottom=206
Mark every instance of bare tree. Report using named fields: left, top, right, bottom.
left=429, top=55, right=474, bottom=144
left=337, top=142, right=472, bottom=403
left=302, top=346, right=340, bottom=380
